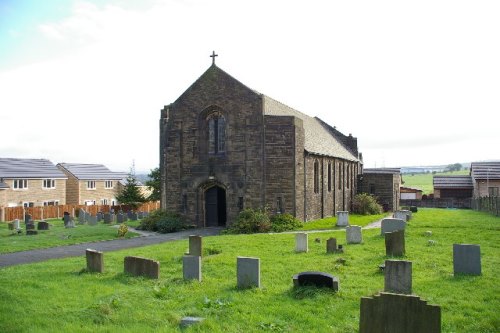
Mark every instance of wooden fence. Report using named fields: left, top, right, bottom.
left=1, top=201, right=160, bottom=222
left=471, top=197, right=500, bottom=216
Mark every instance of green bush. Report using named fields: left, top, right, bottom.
left=270, top=213, right=302, bottom=232
left=226, top=208, right=271, bottom=234
left=137, top=210, right=187, bottom=233
left=352, top=193, right=383, bottom=215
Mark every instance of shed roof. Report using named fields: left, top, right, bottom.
left=400, top=186, right=423, bottom=192
left=0, top=158, right=67, bottom=179
left=363, top=168, right=401, bottom=175
left=57, top=163, right=127, bottom=180
left=263, top=96, right=359, bottom=161
left=470, top=161, right=500, bottom=180
left=433, top=176, right=473, bottom=189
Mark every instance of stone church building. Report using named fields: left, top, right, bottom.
left=160, top=60, right=362, bottom=227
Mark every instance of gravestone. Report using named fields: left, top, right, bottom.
left=26, top=230, right=38, bottom=235
left=96, top=212, right=103, bottom=222
left=336, top=211, right=349, bottom=227
left=293, top=271, right=339, bottom=291
left=346, top=225, right=362, bottom=244
left=138, top=211, right=144, bottom=219
left=237, top=257, right=260, bottom=288
left=63, top=212, right=71, bottom=226
left=130, top=212, right=138, bottom=221
left=410, top=206, right=418, bottom=213
left=326, top=238, right=343, bottom=253
left=189, top=235, right=203, bottom=257
left=13, top=219, right=21, bottom=229
left=88, top=215, right=98, bottom=226
left=295, top=233, right=308, bottom=253
left=8, top=222, right=14, bottom=230
left=385, top=229, right=405, bottom=256
left=359, top=292, right=441, bottom=333
left=380, top=218, right=406, bottom=235
left=453, top=244, right=481, bottom=275
left=78, top=209, right=86, bottom=224
left=103, top=213, right=113, bottom=224
left=117, top=213, right=124, bottom=224
left=86, top=249, right=104, bottom=273
left=180, top=317, right=205, bottom=328
left=24, top=214, right=32, bottom=225
left=183, top=255, right=201, bottom=281
left=37, top=221, right=49, bottom=230
left=26, top=223, right=35, bottom=230
left=394, top=210, right=411, bottom=221
left=124, top=256, right=160, bottom=279
left=384, top=260, right=412, bottom=294
left=127, top=211, right=134, bottom=219
left=65, top=218, right=75, bottom=228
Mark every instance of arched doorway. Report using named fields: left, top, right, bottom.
left=205, top=186, right=226, bottom=227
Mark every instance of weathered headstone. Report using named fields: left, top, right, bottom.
left=124, top=256, right=160, bottom=279
left=13, top=219, right=20, bottom=229
left=103, top=213, right=113, bottom=224
left=117, top=213, right=124, bottom=224
left=183, top=255, right=201, bottom=281
left=380, top=218, right=406, bottom=235
left=384, top=260, right=412, bottom=294
left=65, top=217, right=75, bottom=228
left=96, top=212, right=103, bottom=222
left=293, top=271, right=340, bottom=291
left=180, top=317, right=205, bottom=328
left=237, top=257, right=260, bottom=288
left=37, top=221, right=49, bottom=230
left=127, top=211, right=134, bottom=219
left=336, top=211, right=349, bottom=227
left=78, top=209, right=86, bottom=224
left=137, top=211, right=144, bottom=219
left=326, top=237, right=343, bottom=253
left=394, top=210, right=411, bottom=221
left=410, top=206, right=418, bottom=213
left=189, top=235, right=203, bottom=257
left=24, top=214, right=32, bottom=225
left=88, top=215, right=98, bottom=226
left=385, top=230, right=405, bottom=256
left=130, top=212, right=138, bottom=221
left=26, top=223, right=35, bottom=230
left=295, top=233, right=308, bottom=253
left=86, top=249, right=104, bottom=273
left=359, top=292, right=441, bottom=333
left=453, top=244, right=481, bottom=275
left=63, top=212, right=70, bottom=226
left=346, top=225, right=362, bottom=244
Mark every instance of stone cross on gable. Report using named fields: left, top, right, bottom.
left=210, top=51, right=218, bottom=65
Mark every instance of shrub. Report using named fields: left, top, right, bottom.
left=270, top=213, right=302, bottom=232
left=117, top=224, right=128, bottom=238
left=352, top=193, right=382, bottom=215
left=227, top=208, right=271, bottom=234
left=137, top=210, right=187, bottom=233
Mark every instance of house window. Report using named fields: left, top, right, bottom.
left=84, top=200, right=95, bottom=206
left=105, top=181, right=113, bottom=189
left=327, top=163, right=332, bottom=192
left=87, top=181, right=96, bottom=189
left=208, top=112, right=226, bottom=154
left=23, top=202, right=34, bottom=207
left=43, top=179, right=56, bottom=189
left=101, top=199, right=108, bottom=205
left=13, top=179, right=28, bottom=190
left=489, top=187, right=499, bottom=197
left=313, top=160, right=319, bottom=194
left=277, top=196, right=284, bottom=214
left=43, top=200, right=59, bottom=206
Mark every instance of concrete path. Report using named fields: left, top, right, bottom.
left=0, top=227, right=223, bottom=268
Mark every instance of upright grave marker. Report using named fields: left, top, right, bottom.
left=385, top=230, right=405, bottom=256
left=295, top=233, right=308, bottom=253
left=336, top=211, right=349, bottom=227
left=380, top=218, right=406, bottom=235
left=183, top=255, right=201, bottom=281
left=189, top=235, right=203, bottom=257
left=86, top=249, right=104, bottom=273
left=124, top=256, right=160, bottom=279
left=384, top=260, right=412, bottom=294
left=346, top=225, right=362, bottom=244
left=453, top=244, right=481, bottom=275
left=237, top=257, right=260, bottom=288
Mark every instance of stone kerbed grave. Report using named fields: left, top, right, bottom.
left=453, top=244, right=481, bottom=276
left=293, top=271, right=339, bottom=291
left=295, top=233, right=308, bottom=253
left=336, top=211, right=349, bottom=227
left=326, top=237, right=343, bottom=253
left=380, top=218, right=406, bottom=235
left=385, top=229, right=405, bottom=256
left=180, top=317, right=205, bottom=328
left=359, top=292, right=441, bottom=333
left=237, top=257, right=260, bottom=289
left=189, top=235, right=203, bottom=257
left=86, top=249, right=104, bottom=273
left=124, top=256, right=160, bottom=279
left=183, top=255, right=201, bottom=281
left=384, top=260, right=412, bottom=295
left=346, top=225, right=362, bottom=244
left=37, top=221, right=49, bottom=230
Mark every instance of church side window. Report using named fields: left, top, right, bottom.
left=207, top=112, right=226, bottom=154
left=338, top=163, right=342, bottom=190
left=313, top=160, right=319, bottom=194
left=327, top=163, right=332, bottom=192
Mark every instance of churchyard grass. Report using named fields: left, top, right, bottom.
left=0, top=219, right=140, bottom=254
left=299, top=213, right=387, bottom=231
left=0, top=208, right=498, bottom=332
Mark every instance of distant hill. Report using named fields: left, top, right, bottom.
left=400, top=163, right=470, bottom=174
left=402, top=169, right=469, bottom=194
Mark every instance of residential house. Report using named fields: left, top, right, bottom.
left=57, top=163, right=127, bottom=205
left=470, top=161, right=500, bottom=197
left=358, top=168, right=401, bottom=211
left=433, top=176, right=473, bottom=199
left=0, top=158, right=67, bottom=208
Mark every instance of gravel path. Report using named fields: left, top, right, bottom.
left=0, top=227, right=223, bottom=268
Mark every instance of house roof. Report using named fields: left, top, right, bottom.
left=0, top=158, right=67, bottom=179
left=363, top=168, right=401, bottom=174
left=262, top=96, right=359, bottom=161
left=433, top=176, right=473, bottom=189
left=57, top=163, right=127, bottom=180
left=470, top=161, right=500, bottom=180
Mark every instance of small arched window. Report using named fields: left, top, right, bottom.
left=207, top=112, right=226, bottom=154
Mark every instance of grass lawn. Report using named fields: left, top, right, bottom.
left=299, top=213, right=387, bottom=231
left=403, top=170, right=469, bottom=194
left=0, top=219, right=140, bottom=254
left=0, top=208, right=498, bottom=332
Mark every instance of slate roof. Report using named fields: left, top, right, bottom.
left=57, top=163, right=127, bottom=180
left=470, top=161, right=500, bottom=180
left=362, top=168, right=401, bottom=174
left=0, top=158, right=67, bottom=179
left=262, top=96, right=359, bottom=161
left=433, top=176, right=473, bottom=189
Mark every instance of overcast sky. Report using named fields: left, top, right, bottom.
left=1, top=0, right=498, bottom=173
